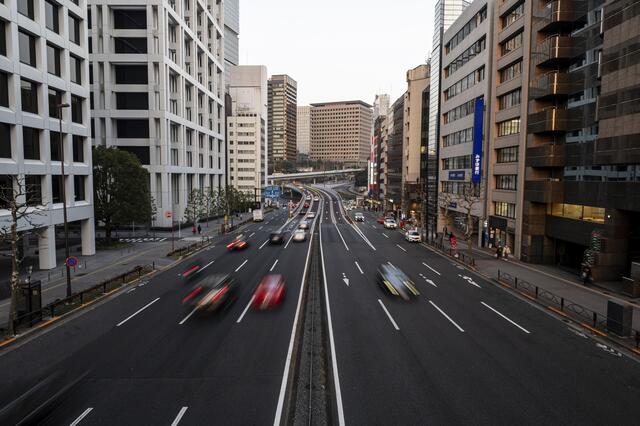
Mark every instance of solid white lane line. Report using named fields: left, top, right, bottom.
left=235, top=259, right=248, bottom=272
left=69, top=407, right=93, bottom=426
left=284, top=230, right=296, bottom=248
left=396, top=244, right=407, bottom=252
left=248, top=232, right=255, bottom=238
left=170, top=407, right=189, bottom=426
left=270, top=259, right=279, bottom=272
left=259, top=226, right=264, bottom=230
left=481, top=302, right=531, bottom=334
left=429, top=300, right=465, bottom=332
left=200, top=259, right=215, bottom=272
left=354, top=261, right=364, bottom=274
left=179, top=306, right=198, bottom=325
left=236, top=295, right=255, bottom=323
left=334, top=223, right=350, bottom=251
left=116, top=298, right=160, bottom=327
left=382, top=233, right=389, bottom=239
left=378, top=299, right=400, bottom=331
left=422, top=262, right=442, bottom=276
left=259, top=239, right=269, bottom=249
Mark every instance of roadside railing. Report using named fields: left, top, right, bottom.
left=425, top=239, right=476, bottom=267
left=497, top=270, right=640, bottom=353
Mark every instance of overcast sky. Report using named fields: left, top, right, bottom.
left=238, top=0, right=435, bottom=106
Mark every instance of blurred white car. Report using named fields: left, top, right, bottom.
left=306, top=212, right=316, bottom=219
left=384, top=218, right=398, bottom=229
left=292, top=229, right=306, bottom=242
left=354, top=212, right=365, bottom=222
left=298, top=220, right=309, bottom=230
left=405, top=229, right=421, bottom=242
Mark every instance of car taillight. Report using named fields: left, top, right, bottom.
left=211, top=285, right=229, bottom=303
left=182, top=286, right=203, bottom=304
left=226, top=242, right=235, bottom=248
left=183, top=265, right=200, bottom=277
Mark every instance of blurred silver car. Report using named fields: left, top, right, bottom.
left=292, top=229, right=306, bottom=242
left=298, top=220, right=309, bottom=230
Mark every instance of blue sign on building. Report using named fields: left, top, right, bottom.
left=264, top=186, right=281, bottom=198
left=472, top=97, right=484, bottom=184
left=448, top=170, right=465, bottom=181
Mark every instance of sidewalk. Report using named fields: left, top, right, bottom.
left=436, top=234, right=640, bottom=329
left=0, top=211, right=255, bottom=325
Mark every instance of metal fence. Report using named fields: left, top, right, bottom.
left=425, top=239, right=476, bottom=267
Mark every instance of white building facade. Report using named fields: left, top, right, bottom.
left=227, top=65, right=267, bottom=196
left=0, top=0, right=95, bottom=270
left=296, top=105, right=310, bottom=156
left=88, top=0, right=226, bottom=227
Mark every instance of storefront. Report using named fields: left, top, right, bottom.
left=488, top=216, right=514, bottom=251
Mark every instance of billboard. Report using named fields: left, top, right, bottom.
left=472, top=97, right=484, bottom=184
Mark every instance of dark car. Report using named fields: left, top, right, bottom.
left=299, top=210, right=307, bottom=216
left=376, top=264, right=420, bottom=300
left=182, top=273, right=238, bottom=313
left=269, top=231, right=287, bottom=244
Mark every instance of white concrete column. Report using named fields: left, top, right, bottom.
left=38, top=226, right=57, bottom=270
left=81, top=217, right=96, bottom=256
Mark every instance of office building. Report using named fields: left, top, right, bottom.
left=227, top=65, right=267, bottom=196
left=268, top=74, right=297, bottom=170
left=385, top=95, right=405, bottom=212
left=373, top=93, right=390, bottom=119
left=224, top=0, right=239, bottom=89
left=402, top=64, right=430, bottom=224
left=310, top=100, right=373, bottom=168
left=438, top=0, right=493, bottom=242
left=88, top=0, right=226, bottom=228
left=0, top=0, right=95, bottom=270
left=296, top=105, right=310, bottom=155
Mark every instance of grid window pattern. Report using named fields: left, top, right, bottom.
left=442, top=155, right=472, bottom=170
left=445, top=67, right=485, bottom=101
left=496, top=174, right=518, bottom=190
left=500, top=31, right=524, bottom=56
left=443, top=98, right=479, bottom=124
left=497, top=118, right=521, bottom=136
left=498, top=89, right=521, bottom=110
left=501, top=2, right=525, bottom=29
left=497, top=146, right=519, bottom=163
left=499, top=60, right=522, bottom=83
left=443, top=127, right=474, bottom=147
left=444, top=37, right=486, bottom=78
left=495, top=202, right=516, bottom=219
left=445, top=6, right=488, bottom=53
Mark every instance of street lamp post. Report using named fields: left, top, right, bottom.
left=57, top=103, right=72, bottom=298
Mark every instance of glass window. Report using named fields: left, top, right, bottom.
left=113, top=9, right=147, bottom=29
left=25, top=175, right=42, bottom=206
left=49, top=88, right=63, bottom=118
left=115, top=92, right=149, bottom=109
left=69, top=14, right=81, bottom=45
left=70, top=55, right=82, bottom=84
left=114, top=37, right=148, bottom=54
left=45, top=1, right=60, bottom=33
left=18, top=0, right=35, bottom=20
left=116, top=119, right=149, bottom=138
left=50, top=131, right=61, bottom=161
left=583, top=206, right=605, bottom=223
left=22, top=127, right=40, bottom=160
left=563, top=204, right=583, bottom=220
left=500, top=31, right=523, bottom=56
left=496, top=174, right=517, bottom=190
left=494, top=202, right=516, bottom=219
left=47, top=44, right=61, bottom=76
left=0, top=71, right=8, bottom=107
left=74, top=175, right=86, bottom=201
left=0, top=20, right=7, bottom=57
left=0, top=123, right=11, bottom=158
left=502, top=2, right=525, bottom=29
left=114, top=64, right=148, bottom=84
left=51, top=175, right=63, bottom=203
left=497, top=118, right=521, bottom=136
left=499, top=60, right=522, bottom=83
left=21, top=79, right=38, bottom=114
left=72, top=135, right=84, bottom=162
left=496, top=146, right=519, bottom=163
left=71, top=95, right=83, bottom=123
left=19, top=31, right=37, bottom=67
left=498, top=89, right=521, bottom=110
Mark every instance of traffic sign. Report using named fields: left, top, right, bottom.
left=264, top=186, right=281, bottom=199
left=165, top=211, right=172, bottom=218
left=66, top=256, right=78, bottom=267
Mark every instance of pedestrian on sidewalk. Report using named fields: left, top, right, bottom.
left=503, top=245, right=510, bottom=260
left=197, top=224, right=202, bottom=235
left=496, top=245, right=503, bottom=259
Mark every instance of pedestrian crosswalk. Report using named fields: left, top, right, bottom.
left=118, top=237, right=167, bottom=243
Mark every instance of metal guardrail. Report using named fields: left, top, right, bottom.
left=425, top=239, right=476, bottom=267
left=497, top=270, right=640, bottom=352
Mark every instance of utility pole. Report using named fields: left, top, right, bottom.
left=57, top=103, right=71, bottom=298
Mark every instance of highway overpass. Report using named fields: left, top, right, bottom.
left=268, top=168, right=365, bottom=183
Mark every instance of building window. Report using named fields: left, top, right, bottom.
left=0, top=20, right=6, bottom=57
left=21, top=79, right=38, bottom=114
left=171, top=148, right=178, bottom=166
left=116, top=119, right=149, bottom=138
left=496, top=174, right=517, bottom=190
left=69, top=14, right=81, bottom=45
left=497, top=118, right=521, bottom=136
left=501, top=2, right=525, bottom=30
left=496, top=146, right=519, bottom=163
left=445, top=6, right=488, bottom=53
left=498, top=89, right=521, bottom=110
left=45, top=1, right=60, bottom=33
left=18, top=0, right=35, bottom=20
left=114, top=64, right=148, bottom=84
left=115, top=92, right=149, bottom=110
left=70, top=55, right=82, bottom=84
left=443, top=127, right=474, bottom=147
left=114, top=37, right=148, bottom=54
left=0, top=123, right=11, bottom=158
left=19, top=31, right=37, bottom=67
left=442, top=155, right=472, bottom=170
left=444, top=37, right=486, bottom=78
left=50, top=131, right=61, bottom=161
left=71, top=95, right=83, bottom=123
left=22, top=127, right=40, bottom=160
left=51, top=175, right=63, bottom=203
left=499, top=60, right=522, bottom=83
left=500, top=31, right=523, bottom=56
left=47, top=43, right=61, bottom=76
left=0, top=175, right=13, bottom=208
left=444, top=67, right=485, bottom=101
left=72, top=135, right=84, bottom=162
left=48, top=88, right=63, bottom=118
left=74, top=175, right=86, bottom=201
left=494, top=202, right=516, bottom=219
left=0, top=71, right=8, bottom=107
left=25, top=175, right=42, bottom=206
left=549, top=203, right=605, bottom=223
left=113, top=9, right=147, bottom=29
left=443, top=98, right=478, bottom=124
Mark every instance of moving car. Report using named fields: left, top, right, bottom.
left=299, top=210, right=307, bottom=216
left=298, top=220, right=309, bottom=230
left=269, top=231, right=287, bottom=244
left=182, top=273, right=238, bottom=313
left=306, top=212, right=316, bottom=219
left=377, top=217, right=385, bottom=224
left=354, top=212, right=365, bottom=222
left=306, top=195, right=312, bottom=201
left=226, top=234, right=249, bottom=250
left=292, top=229, right=306, bottom=242
left=252, top=274, right=286, bottom=309
left=313, top=196, right=319, bottom=202
left=181, top=261, right=202, bottom=281
left=252, top=209, right=264, bottom=222
left=383, top=218, right=398, bottom=229
left=303, top=202, right=310, bottom=208
left=376, top=264, right=420, bottom=300
left=405, top=229, right=421, bottom=243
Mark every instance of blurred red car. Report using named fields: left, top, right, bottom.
left=226, top=234, right=249, bottom=250
left=252, top=275, right=286, bottom=310
left=303, top=202, right=310, bottom=208
left=377, top=217, right=385, bottom=224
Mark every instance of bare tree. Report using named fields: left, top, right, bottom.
left=457, top=181, right=484, bottom=261
left=438, top=191, right=454, bottom=245
left=0, top=175, right=45, bottom=335
left=183, top=189, right=205, bottom=228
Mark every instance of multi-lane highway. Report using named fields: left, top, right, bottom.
left=315, top=185, right=640, bottom=425
left=2, top=183, right=640, bottom=425
left=0, top=190, right=321, bottom=425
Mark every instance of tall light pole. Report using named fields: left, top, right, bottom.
left=57, top=103, right=71, bottom=297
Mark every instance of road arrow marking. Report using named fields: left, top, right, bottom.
left=342, top=272, right=350, bottom=286
left=458, top=274, right=481, bottom=288
left=425, top=279, right=437, bottom=288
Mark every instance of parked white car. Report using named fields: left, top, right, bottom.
left=405, top=229, right=421, bottom=243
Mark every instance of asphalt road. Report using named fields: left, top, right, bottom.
left=314, top=185, right=640, bottom=425
left=0, top=193, right=320, bottom=425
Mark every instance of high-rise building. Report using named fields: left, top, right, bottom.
left=385, top=96, right=405, bottom=212
left=227, top=65, right=268, bottom=197
left=268, top=74, right=297, bottom=170
left=0, top=0, right=95, bottom=270
left=310, top=100, right=373, bottom=168
left=402, top=64, right=430, bottom=223
left=296, top=106, right=311, bottom=155
left=438, top=0, right=493, bottom=244
left=224, top=0, right=239, bottom=89
left=373, top=94, right=390, bottom=120
left=427, top=0, right=470, bottom=237
left=88, top=1, right=226, bottom=227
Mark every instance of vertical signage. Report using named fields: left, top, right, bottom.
left=472, top=98, right=484, bottom=184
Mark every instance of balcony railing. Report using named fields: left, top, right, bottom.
left=528, top=107, right=571, bottom=134
left=530, top=71, right=581, bottom=100
left=534, top=35, right=583, bottom=67
left=535, top=0, right=587, bottom=33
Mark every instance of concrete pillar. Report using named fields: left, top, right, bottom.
left=81, top=217, right=96, bottom=256
left=38, top=226, right=57, bottom=270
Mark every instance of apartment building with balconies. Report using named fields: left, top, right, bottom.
left=0, top=0, right=95, bottom=271
left=88, top=0, right=226, bottom=227
left=268, top=74, right=297, bottom=171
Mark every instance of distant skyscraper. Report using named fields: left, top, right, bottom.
left=268, top=75, right=297, bottom=169
left=297, top=106, right=311, bottom=155
left=224, top=0, right=240, bottom=88
left=373, top=94, right=390, bottom=120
